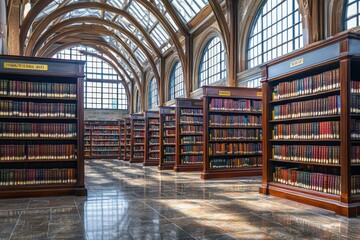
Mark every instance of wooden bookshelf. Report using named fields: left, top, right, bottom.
left=159, top=107, right=176, bottom=170
left=130, top=113, right=145, bottom=163
left=201, top=86, right=263, bottom=179
left=144, top=111, right=160, bottom=166
left=174, top=99, right=204, bottom=172
left=260, top=32, right=360, bottom=217
left=118, top=119, right=125, bottom=160
left=84, top=121, right=119, bottom=159
left=124, top=118, right=131, bottom=161
left=0, top=55, right=86, bottom=198
left=84, top=123, right=91, bottom=158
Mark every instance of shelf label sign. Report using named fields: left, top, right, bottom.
left=256, top=92, right=262, bottom=97
left=4, top=62, right=48, bottom=71
left=170, top=110, right=175, bottom=114
left=290, top=58, right=304, bottom=68
left=218, top=90, right=231, bottom=96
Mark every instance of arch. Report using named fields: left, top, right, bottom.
left=21, top=2, right=160, bottom=57
left=20, top=1, right=188, bottom=89
left=329, top=0, right=346, bottom=36
left=168, top=61, right=184, bottom=101
left=193, top=28, right=228, bottom=90
left=35, top=25, right=159, bottom=97
left=147, top=77, right=159, bottom=110
left=246, top=0, right=304, bottom=70
left=27, top=17, right=143, bottom=72
left=44, top=40, right=143, bottom=103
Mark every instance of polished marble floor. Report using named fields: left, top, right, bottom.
left=1, top=159, right=360, bottom=240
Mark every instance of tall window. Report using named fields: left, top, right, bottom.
left=344, top=0, right=360, bottom=29
left=198, top=36, right=226, bottom=88
left=169, top=62, right=184, bottom=100
left=55, top=46, right=128, bottom=109
left=148, top=78, right=159, bottom=110
left=247, top=0, right=303, bottom=69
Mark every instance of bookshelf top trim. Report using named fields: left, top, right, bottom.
left=0, top=55, right=85, bottom=77
left=145, top=111, right=159, bottom=118
left=175, top=98, right=203, bottom=108
left=264, top=33, right=360, bottom=80
left=160, top=106, right=175, bottom=114
left=202, top=86, right=262, bottom=98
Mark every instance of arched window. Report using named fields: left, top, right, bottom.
left=148, top=78, right=159, bottom=110
left=135, top=89, right=140, bottom=113
left=198, top=36, right=226, bottom=88
left=54, top=46, right=128, bottom=110
left=169, top=61, right=184, bottom=100
left=344, top=0, right=360, bottom=29
left=247, top=0, right=303, bottom=69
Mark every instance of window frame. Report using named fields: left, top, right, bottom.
left=343, top=0, right=360, bottom=30
left=168, top=61, right=184, bottom=101
left=197, top=36, right=227, bottom=88
left=148, top=77, right=159, bottom=110
left=246, top=0, right=303, bottom=69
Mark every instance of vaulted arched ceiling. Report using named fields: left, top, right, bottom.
left=19, top=0, right=212, bottom=106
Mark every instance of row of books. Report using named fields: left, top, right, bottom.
left=272, top=68, right=340, bottom=100
left=164, top=116, right=175, bottom=122
left=133, top=153, right=144, bottom=157
left=149, top=139, right=159, bottom=144
left=164, top=129, right=175, bottom=136
left=273, top=166, right=340, bottom=195
left=209, top=143, right=262, bottom=155
left=149, top=132, right=159, bottom=138
left=90, top=130, right=118, bottom=135
left=0, top=168, right=77, bottom=186
left=92, top=127, right=119, bottom=130
left=272, top=145, right=340, bottom=164
left=163, top=138, right=175, bottom=144
left=149, top=154, right=159, bottom=160
left=351, top=119, right=360, bottom=139
left=180, top=116, right=203, bottom=124
left=0, top=101, right=77, bottom=118
left=163, top=155, right=175, bottom=162
left=180, top=109, right=203, bottom=115
left=181, top=156, right=203, bottom=164
left=134, top=146, right=144, bottom=151
left=149, top=119, right=159, bottom=124
left=209, top=129, right=262, bottom=140
left=351, top=175, right=360, bottom=194
left=209, top=115, right=262, bottom=127
left=91, top=136, right=119, bottom=140
left=351, top=81, right=360, bottom=94
left=134, top=131, right=145, bottom=137
left=164, top=122, right=175, bottom=127
left=92, top=147, right=118, bottom=151
left=149, top=127, right=160, bottom=131
left=91, top=143, right=119, bottom=147
left=180, top=125, right=203, bottom=134
left=209, top=157, right=260, bottom=169
left=0, top=145, right=25, bottom=161
left=272, top=121, right=339, bottom=139
left=181, top=136, right=203, bottom=144
left=0, top=122, right=77, bottom=138
left=272, top=95, right=341, bottom=120
left=164, top=146, right=175, bottom=153
left=351, top=146, right=360, bottom=164
left=28, top=144, right=76, bottom=160
left=0, top=80, right=77, bottom=98
left=180, top=146, right=203, bottom=154
left=209, top=98, right=262, bottom=112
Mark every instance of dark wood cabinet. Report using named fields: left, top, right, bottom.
left=174, top=99, right=203, bottom=172
left=260, top=32, right=360, bottom=217
left=0, top=55, right=86, bottom=198
left=201, top=86, right=263, bottom=179
left=159, top=107, right=176, bottom=170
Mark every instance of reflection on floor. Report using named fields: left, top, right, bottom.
left=1, top=159, right=360, bottom=239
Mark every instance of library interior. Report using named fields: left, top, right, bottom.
left=1, top=0, right=360, bottom=239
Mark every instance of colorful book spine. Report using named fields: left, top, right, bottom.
left=210, top=157, right=260, bottom=169
left=272, top=121, right=339, bottom=139
left=273, top=166, right=341, bottom=195
left=272, top=68, right=340, bottom=100
left=209, top=129, right=262, bottom=140
left=209, top=143, right=262, bottom=155
left=272, top=95, right=340, bottom=119
left=209, top=98, right=262, bottom=112
left=0, top=168, right=77, bottom=186
left=181, top=156, right=202, bottom=164
left=272, top=145, right=340, bottom=164
left=209, top=115, right=262, bottom=127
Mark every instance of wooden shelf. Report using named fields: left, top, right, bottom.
left=208, top=110, right=262, bottom=115
left=260, top=33, right=360, bottom=217
left=269, top=159, right=340, bottom=167
left=270, top=115, right=340, bottom=123
left=0, top=55, right=86, bottom=198
left=270, top=88, right=340, bottom=104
